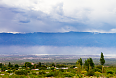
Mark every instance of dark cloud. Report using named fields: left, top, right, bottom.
left=0, top=5, right=95, bottom=33
left=19, top=20, right=30, bottom=23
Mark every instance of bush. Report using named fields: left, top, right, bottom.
left=56, top=64, right=67, bottom=68
left=86, top=70, right=95, bottom=76
left=9, top=75, right=27, bottom=78
left=32, top=72, right=37, bottom=75
left=45, top=71, right=60, bottom=77
left=39, top=71, right=46, bottom=75
left=39, top=66, right=47, bottom=70
left=70, top=66, right=76, bottom=69
left=59, top=69, right=64, bottom=72
left=69, top=69, right=77, bottom=74
left=96, top=65, right=102, bottom=70
left=6, top=70, right=13, bottom=73
left=107, top=70, right=114, bottom=74
left=1, top=66, right=7, bottom=71
left=95, top=71, right=101, bottom=77
left=63, top=72, right=74, bottom=77
left=38, top=71, right=46, bottom=77
left=27, top=70, right=30, bottom=73
left=29, top=75, right=38, bottom=78
left=81, top=71, right=87, bottom=74
left=45, top=72, right=54, bottom=77
left=15, top=70, right=28, bottom=75
left=77, top=74, right=83, bottom=78
left=94, top=68, right=102, bottom=73
left=51, top=67, right=55, bottom=71
left=106, top=74, right=114, bottom=78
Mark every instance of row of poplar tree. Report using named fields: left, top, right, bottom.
left=77, top=52, right=105, bottom=73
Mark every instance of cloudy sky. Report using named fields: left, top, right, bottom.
left=0, top=0, right=116, bottom=55
left=1, top=0, right=116, bottom=33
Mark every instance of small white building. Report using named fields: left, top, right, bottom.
left=32, top=69, right=39, bottom=70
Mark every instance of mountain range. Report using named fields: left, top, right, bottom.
left=0, top=32, right=116, bottom=47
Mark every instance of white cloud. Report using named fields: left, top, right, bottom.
left=0, top=0, right=62, bottom=14
left=1, top=0, right=116, bottom=33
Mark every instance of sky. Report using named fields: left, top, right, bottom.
left=0, top=0, right=116, bottom=55
left=1, top=0, right=116, bottom=33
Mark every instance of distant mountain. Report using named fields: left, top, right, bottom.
left=0, top=32, right=116, bottom=47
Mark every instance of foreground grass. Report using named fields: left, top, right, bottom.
left=0, top=70, right=115, bottom=78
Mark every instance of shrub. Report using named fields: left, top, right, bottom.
left=39, top=71, right=46, bottom=75
left=15, top=70, right=28, bottom=75
left=106, top=74, right=114, bottom=78
left=96, top=65, right=102, bottom=70
left=70, top=69, right=77, bottom=74
left=6, top=70, right=13, bottom=73
left=38, top=71, right=46, bottom=77
left=1, top=66, right=7, bottom=71
left=45, top=71, right=60, bottom=77
left=29, top=75, right=38, bottom=78
left=45, top=72, right=54, bottom=77
left=95, top=71, right=101, bottom=77
left=70, top=66, right=76, bottom=69
left=77, top=74, right=83, bottom=78
left=94, top=68, right=102, bottom=73
left=32, top=72, right=37, bottom=75
left=86, top=69, right=95, bottom=76
left=27, top=70, right=30, bottom=73
left=39, top=66, right=47, bottom=70
left=0, top=75, right=9, bottom=78
left=10, top=75, right=27, bottom=78
left=51, top=67, right=55, bottom=71
left=107, top=70, right=114, bottom=74
left=81, top=71, right=87, bottom=74
left=63, top=72, right=74, bottom=77
left=59, top=69, right=64, bottom=72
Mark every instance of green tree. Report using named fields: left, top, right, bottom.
left=8, top=62, right=13, bottom=68
left=8, top=62, right=11, bottom=67
left=51, top=63, right=55, bottom=67
left=38, top=62, right=41, bottom=67
left=15, top=64, right=19, bottom=68
left=25, top=62, right=32, bottom=68
left=100, top=52, right=105, bottom=73
left=100, top=52, right=105, bottom=65
left=84, top=58, right=94, bottom=71
left=76, top=58, right=82, bottom=74
left=15, top=70, right=28, bottom=75
left=51, top=67, right=55, bottom=71
left=78, top=58, right=82, bottom=67
left=56, top=64, right=67, bottom=68
left=36, top=62, right=41, bottom=68
left=89, top=58, right=94, bottom=69
left=1, top=66, right=7, bottom=71
left=0, top=63, right=3, bottom=68
left=84, top=59, right=89, bottom=71
left=34, top=64, right=37, bottom=68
